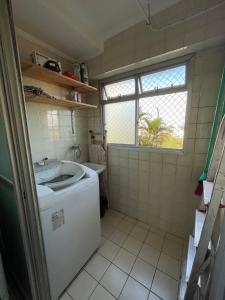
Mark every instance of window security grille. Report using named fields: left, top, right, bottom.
left=139, top=65, right=186, bottom=93
left=103, top=78, right=135, bottom=100
left=102, top=64, right=188, bottom=150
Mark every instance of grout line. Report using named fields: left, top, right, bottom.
left=150, top=290, right=164, bottom=300
left=66, top=210, right=184, bottom=300
left=116, top=229, right=150, bottom=299
left=147, top=247, right=163, bottom=299
left=98, top=240, right=179, bottom=299
left=86, top=263, right=116, bottom=299
left=65, top=291, right=73, bottom=300
left=84, top=239, right=123, bottom=299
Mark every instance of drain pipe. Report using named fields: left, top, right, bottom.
left=70, top=109, right=75, bottom=134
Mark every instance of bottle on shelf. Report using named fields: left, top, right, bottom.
left=69, top=88, right=77, bottom=101
left=73, top=63, right=81, bottom=81
left=80, top=63, right=89, bottom=84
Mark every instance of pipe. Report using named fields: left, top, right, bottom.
left=70, top=109, right=74, bottom=134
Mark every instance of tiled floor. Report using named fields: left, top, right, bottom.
left=60, top=209, right=186, bottom=300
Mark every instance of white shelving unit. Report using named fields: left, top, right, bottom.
left=185, top=236, right=196, bottom=282
left=179, top=107, right=225, bottom=299
left=194, top=210, right=206, bottom=247
left=203, top=180, right=213, bottom=205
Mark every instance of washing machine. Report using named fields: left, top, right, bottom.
left=35, top=160, right=101, bottom=300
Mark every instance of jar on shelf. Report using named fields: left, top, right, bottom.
left=69, top=88, right=77, bottom=101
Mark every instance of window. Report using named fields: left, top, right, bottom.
left=104, top=101, right=136, bottom=144
left=139, top=65, right=186, bottom=92
left=103, top=78, right=135, bottom=100
left=102, top=64, right=188, bottom=150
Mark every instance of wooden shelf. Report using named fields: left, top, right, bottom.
left=25, top=92, right=97, bottom=109
left=21, top=61, right=97, bottom=94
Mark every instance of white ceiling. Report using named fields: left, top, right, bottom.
left=12, top=0, right=180, bottom=61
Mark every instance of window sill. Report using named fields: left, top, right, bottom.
left=107, top=143, right=184, bottom=155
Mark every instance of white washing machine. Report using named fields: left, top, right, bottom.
left=35, top=160, right=101, bottom=300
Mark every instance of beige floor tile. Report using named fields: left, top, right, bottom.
left=123, top=236, right=142, bottom=255
left=157, top=253, right=181, bottom=280
left=89, top=284, right=116, bottom=300
left=67, top=270, right=97, bottom=300
left=151, top=270, right=178, bottom=300
left=103, top=215, right=124, bottom=228
left=100, top=236, right=106, bottom=247
left=117, top=220, right=135, bottom=234
left=59, top=293, right=71, bottom=300
left=148, top=292, right=161, bottom=300
left=101, top=223, right=116, bottom=238
left=124, top=215, right=137, bottom=224
left=107, top=209, right=125, bottom=219
left=162, top=239, right=183, bottom=260
left=84, top=253, right=110, bottom=281
left=138, top=244, right=160, bottom=267
left=130, top=225, right=148, bottom=242
left=110, top=230, right=128, bottom=246
left=136, top=221, right=150, bottom=230
left=150, top=226, right=166, bottom=237
left=130, top=258, right=155, bottom=289
left=98, top=240, right=120, bottom=261
left=119, top=277, right=149, bottom=300
left=113, top=248, right=136, bottom=274
left=145, top=232, right=164, bottom=251
left=165, top=233, right=184, bottom=245
left=101, top=264, right=128, bottom=298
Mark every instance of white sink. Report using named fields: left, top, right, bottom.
left=34, top=160, right=85, bottom=189
left=83, top=162, right=106, bottom=175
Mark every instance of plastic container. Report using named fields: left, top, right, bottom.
left=80, top=63, right=89, bottom=84
left=69, top=88, right=77, bottom=101
left=73, top=63, right=81, bottom=81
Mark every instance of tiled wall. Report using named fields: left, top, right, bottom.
left=87, top=45, right=225, bottom=238
left=85, top=0, right=225, bottom=238
left=26, top=102, right=88, bottom=162
left=15, top=3, right=225, bottom=237
left=87, top=0, right=225, bottom=78
left=17, top=36, right=89, bottom=163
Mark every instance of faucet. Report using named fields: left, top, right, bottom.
left=71, top=145, right=81, bottom=160
left=37, top=157, right=48, bottom=166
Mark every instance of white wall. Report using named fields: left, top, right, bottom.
left=86, top=0, right=225, bottom=237
left=87, top=0, right=225, bottom=79
left=26, top=102, right=88, bottom=162
left=17, top=35, right=89, bottom=163
left=88, top=46, right=225, bottom=238
left=15, top=2, right=225, bottom=237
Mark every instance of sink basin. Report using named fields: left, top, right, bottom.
left=83, top=162, right=106, bottom=175
left=34, top=159, right=85, bottom=189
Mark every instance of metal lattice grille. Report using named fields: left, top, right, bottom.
left=138, top=92, right=187, bottom=148
left=103, top=78, right=135, bottom=100
left=140, top=65, right=186, bottom=93
left=102, top=63, right=187, bottom=149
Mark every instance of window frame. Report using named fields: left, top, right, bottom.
left=100, top=60, right=189, bottom=152
left=102, top=76, right=136, bottom=100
